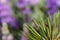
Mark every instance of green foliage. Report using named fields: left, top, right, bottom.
left=24, top=10, right=60, bottom=40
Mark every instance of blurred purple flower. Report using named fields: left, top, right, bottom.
left=16, top=0, right=27, bottom=8
left=0, top=0, right=9, bottom=4
left=28, top=0, right=39, bottom=6
left=0, top=18, right=2, bottom=26
left=2, top=35, right=7, bottom=40
left=22, top=7, right=31, bottom=15
left=0, top=0, right=17, bottom=28
left=56, top=0, right=60, bottom=7
left=16, top=0, right=32, bottom=23
left=16, top=0, right=39, bottom=15
left=16, top=0, right=39, bottom=8
left=21, top=34, right=27, bottom=40
left=46, top=0, right=58, bottom=16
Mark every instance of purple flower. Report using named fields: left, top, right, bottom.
left=16, top=0, right=39, bottom=15
left=0, top=0, right=17, bottom=28
left=0, top=18, right=2, bottom=27
left=16, top=0, right=33, bottom=23
left=16, top=0, right=27, bottom=8
left=16, top=0, right=39, bottom=8
left=21, top=34, right=27, bottom=40
left=16, top=0, right=32, bottom=15
left=0, top=0, right=9, bottom=4
left=22, top=7, right=31, bottom=15
left=56, top=0, right=60, bottom=7
left=28, top=0, right=39, bottom=6
left=46, top=0, right=58, bottom=16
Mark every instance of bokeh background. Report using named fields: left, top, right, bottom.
left=0, top=0, right=60, bottom=40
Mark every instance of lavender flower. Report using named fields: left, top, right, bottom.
left=0, top=18, right=2, bottom=26
left=16, top=0, right=27, bottom=8
left=16, top=0, right=39, bottom=8
left=28, top=0, right=39, bottom=6
left=46, top=0, right=58, bottom=16
left=21, top=34, right=27, bottom=40
left=16, top=0, right=32, bottom=23
left=56, top=0, right=60, bottom=7
left=22, top=7, right=31, bottom=15
left=0, top=0, right=17, bottom=28
left=2, top=35, right=7, bottom=40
